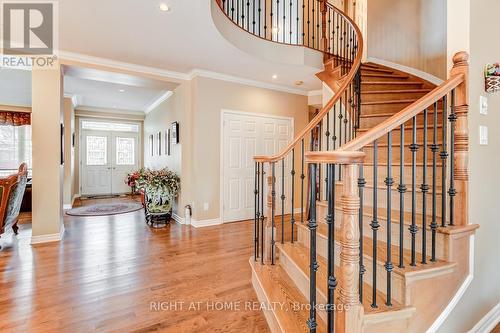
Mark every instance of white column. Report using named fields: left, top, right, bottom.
left=31, top=67, right=64, bottom=243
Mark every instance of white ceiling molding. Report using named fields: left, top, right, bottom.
left=188, top=69, right=309, bottom=96
left=63, top=93, right=79, bottom=108
left=76, top=106, right=145, bottom=116
left=145, top=91, right=174, bottom=114
left=307, top=90, right=322, bottom=97
left=59, top=51, right=312, bottom=97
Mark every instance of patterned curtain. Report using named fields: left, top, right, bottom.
left=0, top=112, right=31, bottom=126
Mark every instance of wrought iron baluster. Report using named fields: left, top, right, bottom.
left=326, top=163, right=337, bottom=332
left=358, top=165, right=366, bottom=302
left=301, top=139, right=305, bottom=223
left=260, top=162, right=265, bottom=264
left=421, top=109, right=429, bottom=264
left=441, top=96, right=448, bottom=227
left=291, top=148, right=296, bottom=243
left=409, top=117, right=419, bottom=267
left=370, top=140, right=379, bottom=309
left=385, top=132, right=394, bottom=306
left=430, top=102, right=439, bottom=262
left=307, top=163, right=318, bottom=333
left=398, top=124, right=406, bottom=268
left=449, top=90, right=457, bottom=226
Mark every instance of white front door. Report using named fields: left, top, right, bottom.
left=82, top=131, right=112, bottom=196
left=81, top=130, right=139, bottom=196
left=222, top=112, right=293, bottom=223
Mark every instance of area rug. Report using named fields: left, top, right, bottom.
left=66, top=202, right=143, bottom=216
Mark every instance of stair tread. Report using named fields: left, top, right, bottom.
left=251, top=259, right=327, bottom=333
left=277, top=242, right=411, bottom=315
left=358, top=124, right=443, bottom=132
left=299, top=222, right=455, bottom=276
left=362, top=81, right=423, bottom=85
left=360, top=111, right=443, bottom=118
left=361, top=73, right=409, bottom=79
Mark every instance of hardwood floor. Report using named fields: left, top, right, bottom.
left=0, top=203, right=271, bottom=332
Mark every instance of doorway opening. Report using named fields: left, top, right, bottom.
left=80, top=119, right=141, bottom=196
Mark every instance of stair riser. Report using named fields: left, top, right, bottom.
left=362, top=146, right=445, bottom=165
left=361, top=91, right=430, bottom=103
left=362, top=75, right=410, bottom=82
left=362, top=83, right=424, bottom=91
left=361, top=101, right=416, bottom=114
left=360, top=113, right=444, bottom=128
left=362, top=165, right=444, bottom=187
left=296, top=224, right=406, bottom=304
left=356, top=128, right=444, bottom=144
left=361, top=68, right=395, bottom=75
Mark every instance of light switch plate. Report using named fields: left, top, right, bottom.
left=480, top=96, right=488, bottom=115
left=480, top=126, right=488, bottom=145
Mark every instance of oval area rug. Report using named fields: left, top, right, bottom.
left=66, top=202, right=143, bottom=216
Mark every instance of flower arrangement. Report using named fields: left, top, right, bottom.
left=485, top=63, right=500, bottom=93
left=125, top=167, right=180, bottom=197
left=485, top=63, right=500, bottom=77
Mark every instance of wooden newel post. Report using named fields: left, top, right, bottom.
left=336, top=164, right=364, bottom=333
left=450, top=51, right=469, bottom=226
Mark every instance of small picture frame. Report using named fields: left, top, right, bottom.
left=60, top=123, right=64, bottom=165
left=157, top=131, right=162, bottom=156
left=165, top=129, right=171, bottom=156
left=149, top=135, right=154, bottom=156
left=172, top=121, right=179, bottom=144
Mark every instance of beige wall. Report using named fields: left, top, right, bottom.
left=62, top=98, right=75, bottom=206
left=439, top=0, right=500, bottom=330
left=143, top=77, right=309, bottom=222
left=143, top=81, right=193, bottom=219
left=367, top=0, right=447, bottom=79
left=191, top=77, right=308, bottom=221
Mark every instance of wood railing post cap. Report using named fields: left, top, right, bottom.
left=453, top=52, right=469, bottom=65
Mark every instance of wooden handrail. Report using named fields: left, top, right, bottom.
left=254, top=6, right=364, bottom=163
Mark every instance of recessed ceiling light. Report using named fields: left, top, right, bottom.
left=294, top=80, right=304, bottom=86
left=159, top=3, right=170, bottom=12
left=272, top=74, right=278, bottom=79
left=118, top=89, right=125, bottom=93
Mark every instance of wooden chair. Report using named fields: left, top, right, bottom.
left=0, top=164, right=28, bottom=240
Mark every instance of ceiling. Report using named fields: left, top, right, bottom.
left=58, top=0, right=321, bottom=91
left=0, top=0, right=322, bottom=111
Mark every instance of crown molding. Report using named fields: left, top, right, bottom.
left=75, top=106, right=145, bottom=117
left=145, top=91, right=174, bottom=114
left=59, top=51, right=313, bottom=96
left=307, top=89, right=322, bottom=97
left=63, top=93, right=79, bottom=108
left=188, top=68, right=310, bottom=96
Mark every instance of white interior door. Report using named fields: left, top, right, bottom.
left=81, top=131, right=112, bottom=196
left=111, top=132, right=139, bottom=194
left=222, top=112, right=293, bottom=223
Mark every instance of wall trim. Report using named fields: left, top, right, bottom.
left=145, top=91, right=174, bottom=114
left=427, top=235, right=475, bottom=333
left=191, top=218, right=222, bottom=228
left=367, top=57, right=444, bottom=86
left=31, top=225, right=65, bottom=245
left=172, top=212, right=186, bottom=225
left=59, top=51, right=313, bottom=97
left=189, top=69, right=309, bottom=96
left=467, top=302, right=500, bottom=333
left=307, top=90, right=322, bottom=97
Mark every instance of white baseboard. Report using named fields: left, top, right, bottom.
left=191, top=218, right=222, bottom=228
left=468, top=302, right=500, bottom=333
left=31, top=225, right=65, bottom=245
left=367, top=57, right=444, bottom=86
left=172, top=213, right=186, bottom=225
left=427, top=235, right=475, bottom=333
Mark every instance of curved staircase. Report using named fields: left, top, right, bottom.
left=214, top=1, right=477, bottom=332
